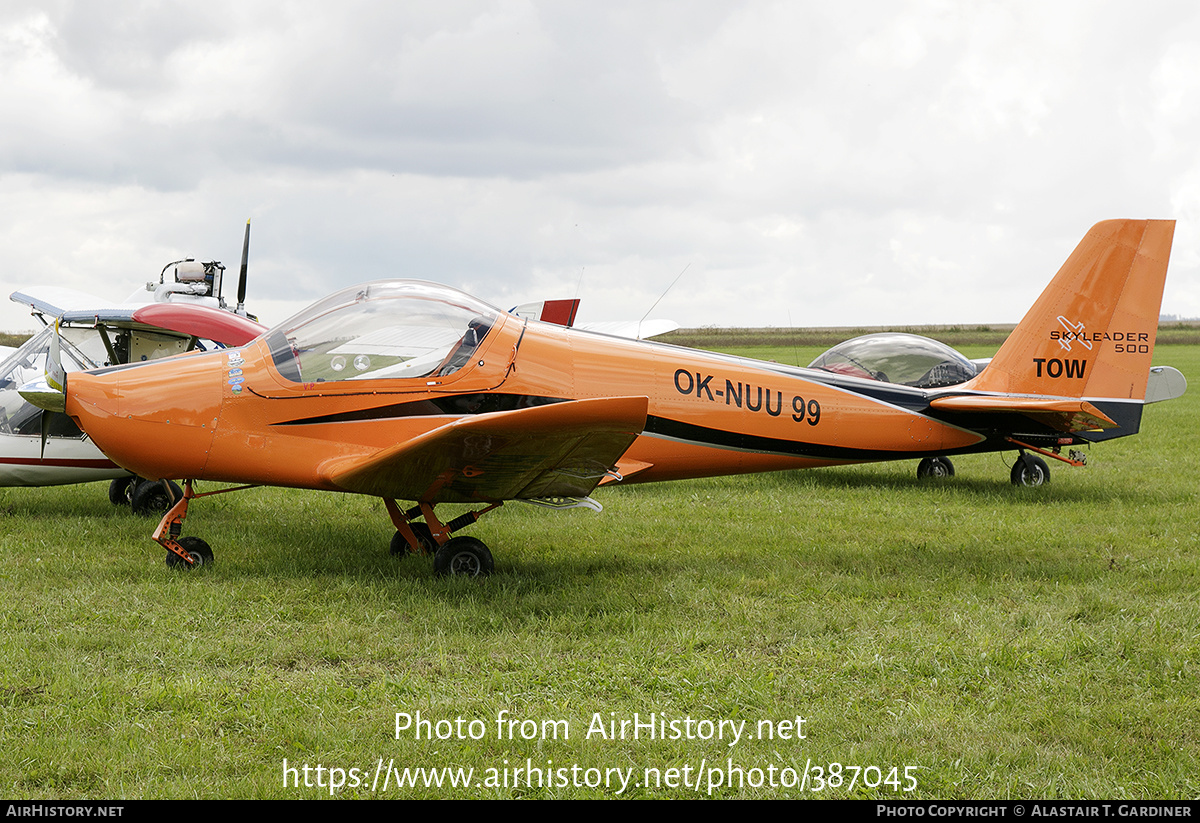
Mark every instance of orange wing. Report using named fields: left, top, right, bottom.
left=323, top=396, right=648, bottom=503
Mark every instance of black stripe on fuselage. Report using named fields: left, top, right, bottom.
left=272, top=393, right=569, bottom=426
left=642, top=415, right=1000, bottom=462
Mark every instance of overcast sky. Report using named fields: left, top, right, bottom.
left=2, top=0, right=1199, bottom=334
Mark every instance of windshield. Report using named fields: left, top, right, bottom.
left=809, top=333, right=977, bottom=389
left=0, top=327, right=109, bottom=438
left=265, top=281, right=502, bottom=384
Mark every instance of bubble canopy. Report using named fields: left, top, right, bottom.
left=265, top=281, right=502, bottom=384
left=808, top=333, right=978, bottom=389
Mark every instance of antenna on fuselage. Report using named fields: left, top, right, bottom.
left=787, top=310, right=801, bottom=366
left=639, top=263, right=689, bottom=340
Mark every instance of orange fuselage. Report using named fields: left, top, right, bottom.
left=65, top=313, right=986, bottom=496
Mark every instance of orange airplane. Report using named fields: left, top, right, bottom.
left=19, top=219, right=1186, bottom=575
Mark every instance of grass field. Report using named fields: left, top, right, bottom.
left=0, top=343, right=1196, bottom=799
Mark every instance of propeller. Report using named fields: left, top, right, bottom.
left=236, top=218, right=250, bottom=317
left=38, top=404, right=52, bottom=459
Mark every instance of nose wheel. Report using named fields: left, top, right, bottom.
left=165, top=536, right=214, bottom=569
left=151, top=480, right=256, bottom=570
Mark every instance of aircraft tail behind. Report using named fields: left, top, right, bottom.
left=963, top=219, right=1175, bottom=402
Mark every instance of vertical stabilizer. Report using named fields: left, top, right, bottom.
left=963, top=219, right=1175, bottom=401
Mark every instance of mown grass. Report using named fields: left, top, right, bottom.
left=0, top=346, right=1195, bottom=799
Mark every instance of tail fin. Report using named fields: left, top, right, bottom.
left=510, top=299, right=581, bottom=327
left=963, top=219, right=1175, bottom=401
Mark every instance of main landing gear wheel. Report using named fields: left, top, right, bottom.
left=108, top=476, right=139, bottom=506
left=917, top=457, right=955, bottom=479
left=390, top=523, right=436, bottom=557
left=1010, top=453, right=1050, bottom=487
left=131, top=479, right=184, bottom=516
left=433, top=536, right=494, bottom=578
left=165, top=536, right=214, bottom=569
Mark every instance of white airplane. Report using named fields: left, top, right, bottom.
left=0, top=226, right=264, bottom=512
left=509, top=298, right=680, bottom=340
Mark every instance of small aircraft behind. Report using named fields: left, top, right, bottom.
left=1, top=225, right=264, bottom=511
left=509, top=298, right=681, bottom=340
left=20, top=219, right=1187, bottom=575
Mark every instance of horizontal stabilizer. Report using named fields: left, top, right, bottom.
left=929, top=395, right=1118, bottom=432
left=1145, top=366, right=1187, bottom=404
left=324, top=396, right=649, bottom=503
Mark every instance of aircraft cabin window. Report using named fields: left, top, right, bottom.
left=266, top=281, right=501, bottom=384
left=809, top=333, right=977, bottom=389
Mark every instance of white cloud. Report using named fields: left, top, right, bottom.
left=2, top=0, right=1199, bottom=336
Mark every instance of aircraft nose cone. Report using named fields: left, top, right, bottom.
left=67, top=354, right=222, bottom=480
left=18, top=376, right=66, bottom=413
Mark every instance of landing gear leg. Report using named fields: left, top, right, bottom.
left=151, top=481, right=256, bottom=569
left=390, top=523, right=435, bottom=557
left=383, top=498, right=502, bottom=576
left=153, top=480, right=201, bottom=569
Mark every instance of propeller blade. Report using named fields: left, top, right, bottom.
left=39, top=408, right=51, bottom=459
left=19, top=319, right=68, bottom=414
left=236, top=218, right=250, bottom=316
left=47, top=319, right=65, bottom=394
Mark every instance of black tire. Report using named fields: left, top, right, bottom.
left=917, top=457, right=955, bottom=479
left=1010, top=454, right=1050, bottom=487
left=165, top=536, right=214, bottom=569
left=433, top=536, right=494, bottom=577
left=131, top=479, right=184, bottom=516
left=390, top=523, right=436, bottom=556
left=108, top=476, right=138, bottom=506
